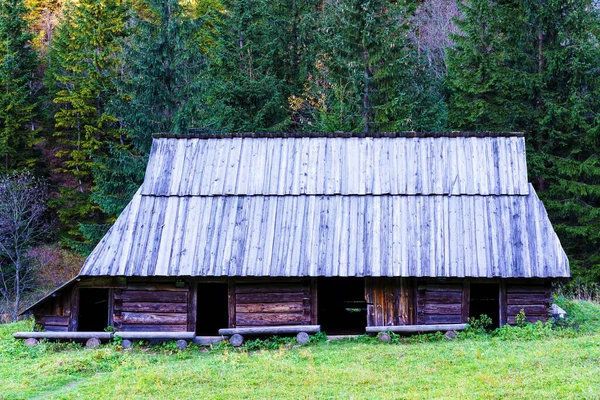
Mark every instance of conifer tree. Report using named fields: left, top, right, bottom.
left=0, top=0, right=38, bottom=171
left=48, top=0, right=126, bottom=249
left=297, top=0, right=446, bottom=132
left=206, top=0, right=320, bottom=131
left=447, top=0, right=600, bottom=283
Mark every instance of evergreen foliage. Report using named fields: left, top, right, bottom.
left=47, top=0, right=126, bottom=249
left=0, top=0, right=38, bottom=172
left=293, top=0, right=446, bottom=132
left=447, top=0, right=600, bottom=283
left=206, top=0, right=320, bottom=132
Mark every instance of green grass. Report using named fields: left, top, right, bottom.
left=2, top=301, right=600, bottom=399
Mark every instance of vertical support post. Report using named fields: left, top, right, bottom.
left=310, top=278, right=318, bottom=325
left=107, top=288, right=114, bottom=328
left=187, top=279, right=197, bottom=333
left=499, top=280, right=507, bottom=326
left=69, top=287, right=80, bottom=332
left=228, top=278, right=236, bottom=328
left=461, top=280, right=470, bottom=323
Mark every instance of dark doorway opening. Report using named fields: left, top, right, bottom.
left=469, top=283, right=500, bottom=328
left=196, top=283, right=229, bottom=335
left=318, top=278, right=367, bottom=334
left=78, top=289, right=109, bottom=331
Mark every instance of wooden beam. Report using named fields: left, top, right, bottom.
left=462, top=280, right=470, bottom=323
left=228, top=278, right=236, bottom=328
left=310, top=278, right=318, bottom=325
left=218, top=325, right=321, bottom=336
left=187, top=280, right=197, bottom=332
left=14, top=331, right=113, bottom=340
left=499, top=281, right=507, bottom=326
left=365, top=323, right=467, bottom=334
left=69, top=287, right=80, bottom=332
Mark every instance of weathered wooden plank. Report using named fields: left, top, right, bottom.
left=236, top=292, right=307, bottom=304
left=419, top=303, right=462, bottom=315
left=41, top=316, right=70, bottom=326
left=507, top=315, right=548, bottom=324
left=235, top=284, right=307, bottom=294
left=14, top=331, right=112, bottom=339
left=461, top=281, right=470, bottom=324
left=418, top=291, right=462, bottom=304
left=236, top=312, right=309, bottom=326
left=126, top=283, right=188, bottom=292
left=417, top=284, right=463, bottom=292
left=115, top=324, right=187, bottom=332
left=417, top=314, right=463, bottom=324
left=506, top=295, right=550, bottom=305
left=43, top=325, right=69, bottom=332
left=365, top=323, right=467, bottom=334
left=116, top=302, right=187, bottom=313
left=114, top=312, right=187, bottom=325
left=506, top=285, right=547, bottom=294
left=114, top=290, right=187, bottom=303
left=219, top=325, right=320, bottom=336
left=507, top=305, right=549, bottom=315
left=236, top=302, right=305, bottom=313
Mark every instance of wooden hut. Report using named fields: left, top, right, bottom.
left=21, top=132, right=569, bottom=340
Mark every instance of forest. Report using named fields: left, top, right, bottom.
left=0, top=0, right=599, bottom=319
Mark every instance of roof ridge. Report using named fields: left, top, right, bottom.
left=152, top=131, right=525, bottom=139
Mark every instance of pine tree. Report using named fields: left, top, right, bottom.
left=0, top=0, right=38, bottom=171
left=47, top=0, right=126, bottom=249
left=447, top=0, right=600, bottom=284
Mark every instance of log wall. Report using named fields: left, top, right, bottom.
left=417, top=281, right=465, bottom=324
left=33, top=291, right=73, bottom=332
left=506, top=281, right=552, bottom=324
left=365, top=278, right=413, bottom=326
left=234, top=279, right=312, bottom=327
left=113, top=282, right=189, bottom=332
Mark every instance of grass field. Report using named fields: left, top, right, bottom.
left=1, top=298, right=599, bottom=400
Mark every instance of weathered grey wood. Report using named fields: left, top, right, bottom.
left=236, top=312, right=308, bottom=326
left=365, top=324, right=467, bottom=334
left=219, top=325, right=320, bottom=336
left=296, top=332, right=309, bottom=345
left=74, top=135, right=569, bottom=280
left=116, top=331, right=195, bottom=340
left=229, top=334, right=244, bottom=347
left=14, top=332, right=113, bottom=340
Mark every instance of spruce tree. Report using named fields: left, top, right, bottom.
left=205, top=0, right=320, bottom=132
left=48, top=0, right=126, bottom=250
left=447, top=0, right=600, bottom=283
left=0, top=0, right=38, bottom=171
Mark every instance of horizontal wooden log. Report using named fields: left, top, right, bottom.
left=418, top=292, right=462, bottom=303
left=114, top=312, right=187, bottom=325
left=127, top=283, right=188, bottom=292
left=78, top=277, right=127, bottom=288
left=236, top=312, right=309, bottom=326
left=507, top=315, right=548, bottom=324
left=115, top=324, right=187, bottom=332
left=14, top=331, right=113, bottom=340
left=43, top=325, right=69, bottom=332
left=114, top=290, right=187, bottom=303
left=236, top=292, right=307, bottom=304
left=235, top=284, right=307, bottom=294
left=116, top=302, right=187, bottom=313
left=236, top=302, right=305, bottom=313
left=507, top=295, right=550, bottom=306
left=219, top=325, right=320, bottom=336
left=116, top=331, right=195, bottom=340
left=506, top=285, right=547, bottom=294
left=417, top=314, right=463, bottom=324
left=418, top=303, right=462, bottom=315
left=507, top=305, right=549, bottom=315
left=41, top=316, right=70, bottom=326
left=365, top=323, right=467, bottom=334
left=417, top=284, right=463, bottom=292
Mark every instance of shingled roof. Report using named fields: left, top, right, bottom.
left=79, top=132, right=569, bottom=278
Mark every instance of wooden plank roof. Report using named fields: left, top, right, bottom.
left=80, top=185, right=568, bottom=277
left=142, top=136, right=529, bottom=196
left=79, top=133, right=569, bottom=278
